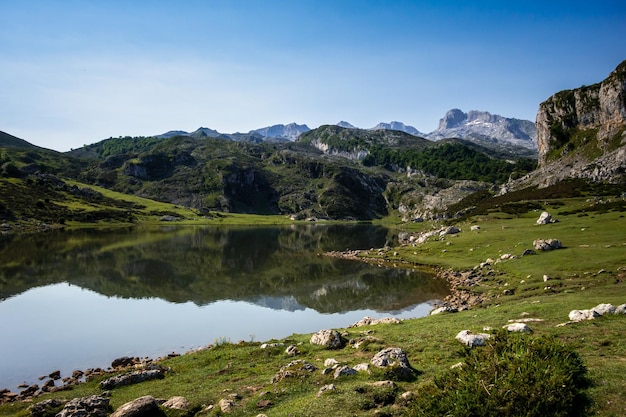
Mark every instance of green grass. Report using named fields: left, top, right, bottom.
left=1, top=196, right=624, bottom=416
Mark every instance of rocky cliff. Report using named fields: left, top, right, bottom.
left=536, top=60, right=626, bottom=167
left=506, top=60, right=626, bottom=189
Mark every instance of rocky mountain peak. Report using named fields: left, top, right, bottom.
left=336, top=121, right=356, bottom=129
left=428, top=109, right=537, bottom=150
left=370, top=121, right=424, bottom=136
left=438, top=109, right=468, bottom=129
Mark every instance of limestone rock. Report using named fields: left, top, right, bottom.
left=371, top=347, right=415, bottom=380
left=615, top=304, right=626, bottom=314
left=100, top=368, right=165, bottom=390
left=111, top=396, right=159, bottom=417
left=317, top=384, right=337, bottom=397
left=333, top=366, right=357, bottom=379
left=271, top=360, right=317, bottom=383
left=455, top=330, right=491, bottom=347
left=28, top=399, right=66, bottom=417
left=162, top=396, right=189, bottom=411
left=285, top=345, right=300, bottom=356
left=310, top=329, right=346, bottom=349
left=569, top=309, right=601, bottom=322
left=430, top=306, right=458, bottom=315
left=56, top=395, right=110, bottom=417
left=593, top=303, right=616, bottom=315
left=349, top=316, right=402, bottom=327
left=503, top=323, right=533, bottom=333
left=536, top=211, right=552, bottom=225
left=218, top=398, right=235, bottom=413
left=533, top=239, right=562, bottom=251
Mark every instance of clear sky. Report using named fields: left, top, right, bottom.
left=2, top=0, right=625, bottom=151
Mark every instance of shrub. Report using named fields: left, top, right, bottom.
left=408, top=332, right=591, bottom=417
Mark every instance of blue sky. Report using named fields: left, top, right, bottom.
left=2, top=0, right=625, bottom=151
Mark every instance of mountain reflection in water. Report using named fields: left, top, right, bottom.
left=0, top=224, right=448, bottom=390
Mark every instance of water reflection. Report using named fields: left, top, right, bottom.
left=0, top=224, right=448, bottom=390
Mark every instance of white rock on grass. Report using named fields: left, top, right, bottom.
left=455, top=330, right=491, bottom=347
left=502, top=323, right=532, bottom=333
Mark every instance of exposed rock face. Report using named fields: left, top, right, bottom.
left=537, top=60, right=626, bottom=166
left=110, top=396, right=160, bottom=417
left=427, top=109, right=537, bottom=149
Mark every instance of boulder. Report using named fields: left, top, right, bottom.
left=503, top=323, right=532, bottom=333
left=310, top=329, right=346, bottom=349
left=28, top=399, right=66, bottom=417
left=470, top=225, right=480, bottom=231
left=536, top=211, right=552, bottom=225
left=111, top=396, right=160, bottom=417
left=440, top=226, right=461, bottom=237
left=615, top=304, right=626, bottom=314
left=371, top=347, right=415, bottom=381
left=317, top=384, right=337, bottom=397
left=533, top=239, right=563, bottom=251
left=430, top=306, right=458, bottom=315
left=455, top=330, right=491, bottom=347
left=285, top=345, right=300, bottom=356
left=371, top=347, right=411, bottom=368
left=333, top=366, right=357, bottom=379
left=100, top=368, right=165, bottom=390
left=162, top=396, right=189, bottom=411
left=569, top=309, right=601, bottom=322
left=218, top=398, right=235, bottom=413
left=56, top=395, right=110, bottom=417
left=593, top=303, right=616, bottom=315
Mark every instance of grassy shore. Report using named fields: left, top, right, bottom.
left=1, top=195, right=625, bottom=416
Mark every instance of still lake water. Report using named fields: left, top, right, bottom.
left=0, top=224, right=448, bottom=391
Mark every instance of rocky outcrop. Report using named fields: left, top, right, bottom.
left=537, top=61, right=626, bottom=165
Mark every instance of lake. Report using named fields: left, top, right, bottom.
left=0, top=224, right=448, bottom=391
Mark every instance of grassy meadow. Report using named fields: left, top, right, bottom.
left=0, top=193, right=625, bottom=416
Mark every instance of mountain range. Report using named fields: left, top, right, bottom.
left=152, top=109, right=538, bottom=153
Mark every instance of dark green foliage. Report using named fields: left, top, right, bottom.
left=408, top=332, right=591, bottom=417
left=363, top=143, right=536, bottom=183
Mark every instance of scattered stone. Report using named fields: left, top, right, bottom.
left=371, top=347, right=415, bottom=380
left=111, top=396, right=159, bottom=417
left=260, top=342, right=285, bottom=349
left=500, top=253, right=516, bottom=260
left=285, top=345, right=300, bottom=356
left=28, top=399, right=66, bottom=417
left=41, top=379, right=55, bottom=392
left=48, top=370, right=61, bottom=380
left=111, top=357, right=138, bottom=368
left=569, top=303, right=624, bottom=322
left=400, top=391, right=414, bottom=401
left=334, top=366, right=357, bottom=379
left=317, top=384, right=337, bottom=397
left=162, top=396, right=189, bottom=411
left=218, top=398, right=236, bottom=413
left=324, top=358, right=339, bottom=367
left=470, top=225, right=480, bottom=231
left=57, top=395, right=110, bottom=417
left=440, top=226, right=461, bottom=237
left=160, top=215, right=180, bottom=222
left=100, top=368, right=166, bottom=390
left=503, top=323, right=533, bottom=333
left=354, top=363, right=370, bottom=373
left=543, top=274, right=551, bottom=282
left=522, top=249, right=536, bottom=256
left=533, top=239, right=563, bottom=251
left=503, top=289, right=515, bottom=296
left=430, top=306, right=458, bottom=315
left=351, top=335, right=384, bottom=349
left=536, top=211, right=553, bottom=225
left=271, top=360, right=317, bottom=383
left=455, top=330, right=491, bottom=347
left=569, top=309, right=601, bottom=322
left=349, top=316, right=402, bottom=327
left=450, top=362, right=464, bottom=369
left=310, top=329, right=347, bottom=349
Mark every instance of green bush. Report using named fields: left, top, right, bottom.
left=408, top=332, right=591, bottom=417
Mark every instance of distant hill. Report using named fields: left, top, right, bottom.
left=370, top=121, right=425, bottom=137
left=0, top=131, right=39, bottom=149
